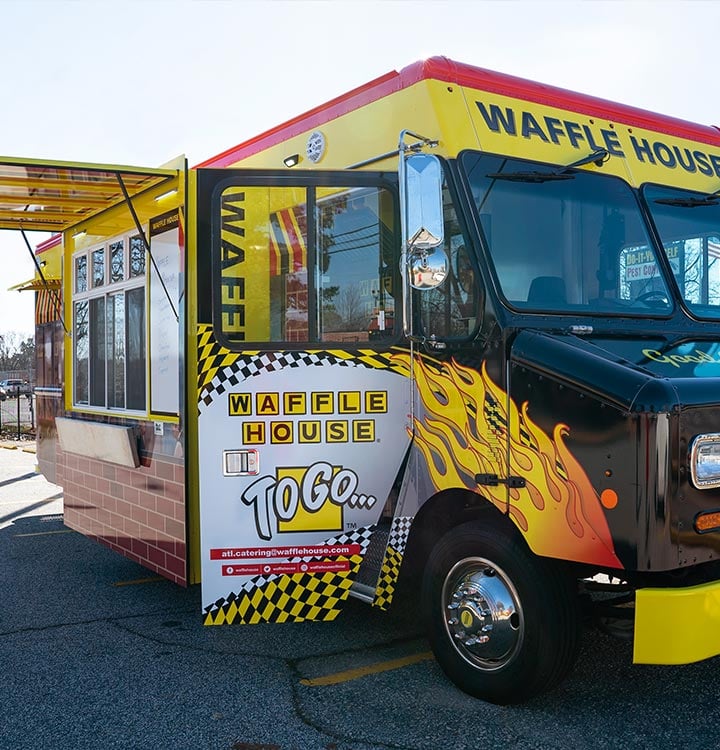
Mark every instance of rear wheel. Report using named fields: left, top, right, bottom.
left=422, top=519, right=580, bottom=704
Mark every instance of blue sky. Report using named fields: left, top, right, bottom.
left=1, top=0, right=719, bottom=336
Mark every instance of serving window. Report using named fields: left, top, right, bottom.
left=72, top=232, right=147, bottom=411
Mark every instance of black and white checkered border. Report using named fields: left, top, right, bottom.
left=199, top=351, right=360, bottom=412
left=388, top=515, right=412, bottom=553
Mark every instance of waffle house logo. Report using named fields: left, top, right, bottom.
left=474, top=99, right=720, bottom=178
left=228, top=389, right=387, bottom=445
left=241, top=461, right=377, bottom=540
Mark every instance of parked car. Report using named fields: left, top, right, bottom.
left=0, top=379, right=31, bottom=397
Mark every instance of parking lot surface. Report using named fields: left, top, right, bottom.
left=2, top=443, right=720, bottom=750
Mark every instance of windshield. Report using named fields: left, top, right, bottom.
left=643, top=184, right=720, bottom=319
left=459, top=152, right=673, bottom=315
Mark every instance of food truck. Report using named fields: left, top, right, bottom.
left=4, top=56, right=720, bottom=703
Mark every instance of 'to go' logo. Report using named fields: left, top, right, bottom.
left=240, top=461, right=376, bottom=540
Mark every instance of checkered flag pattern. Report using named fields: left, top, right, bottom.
left=203, top=528, right=375, bottom=625
left=199, top=350, right=352, bottom=411
left=373, top=516, right=412, bottom=610
left=203, top=562, right=362, bottom=624
left=196, top=324, right=412, bottom=411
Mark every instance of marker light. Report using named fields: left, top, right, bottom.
left=154, top=189, right=178, bottom=202
left=695, top=510, right=720, bottom=534
left=283, top=154, right=301, bottom=168
left=690, top=434, right=720, bottom=489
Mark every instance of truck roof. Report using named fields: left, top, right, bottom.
left=196, top=56, right=720, bottom=169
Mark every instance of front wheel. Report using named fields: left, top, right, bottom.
left=422, top=520, right=580, bottom=704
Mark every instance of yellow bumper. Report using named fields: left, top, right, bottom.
left=634, top=579, right=720, bottom=664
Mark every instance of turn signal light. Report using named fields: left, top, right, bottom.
left=694, top=511, right=720, bottom=533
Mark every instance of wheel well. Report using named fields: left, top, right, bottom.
left=399, top=489, right=520, bottom=586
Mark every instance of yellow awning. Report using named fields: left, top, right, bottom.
left=0, top=156, right=177, bottom=232
left=8, top=277, right=62, bottom=292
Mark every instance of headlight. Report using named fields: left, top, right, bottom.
left=690, top=434, right=720, bottom=489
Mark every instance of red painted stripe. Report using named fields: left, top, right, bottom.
left=195, top=68, right=403, bottom=168
left=423, top=57, right=720, bottom=145
left=195, top=57, right=720, bottom=170
left=36, top=233, right=61, bottom=252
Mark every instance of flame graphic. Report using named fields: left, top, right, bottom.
left=401, top=355, right=621, bottom=569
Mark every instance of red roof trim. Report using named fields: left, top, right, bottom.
left=420, top=57, right=720, bottom=145
left=195, top=57, right=720, bottom=169
left=194, top=69, right=404, bottom=169
left=36, top=233, right=61, bottom=253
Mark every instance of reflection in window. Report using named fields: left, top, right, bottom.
left=644, top=184, right=720, bottom=318
left=217, top=183, right=397, bottom=345
left=92, top=248, right=105, bottom=287
left=110, top=240, right=124, bottom=282
left=107, top=293, right=125, bottom=409
left=130, top=236, right=145, bottom=277
left=75, top=255, right=87, bottom=293
left=418, top=183, right=477, bottom=339
left=74, top=301, right=89, bottom=404
left=316, top=189, right=395, bottom=343
left=89, top=297, right=106, bottom=406
left=460, top=152, right=670, bottom=315
left=126, top=287, right=146, bottom=410
left=270, top=204, right=308, bottom=341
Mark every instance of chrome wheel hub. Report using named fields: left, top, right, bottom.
left=443, top=558, right=523, bottom=669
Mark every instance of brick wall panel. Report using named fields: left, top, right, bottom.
left=123, top=486, right=140, bottom=505
left=123, top=518, right=141, bottom=540
left=165, top=518, right=183, bottom=540
left=164, top=481, right=184, bottom=503
left=148, top=545, right=166, bottom=568
left=155, top=460, right=175, bottom=481
left=155, top=497, right=174, bottom=518
left=146, top=510, right=165, bottom=532
left=59, top=447, right=187, bottom=586
left=131, top=504, right=149, bottom=525
left=135, top=489, right=155, bottom=511
left=131, top=538, right=150, bottom=559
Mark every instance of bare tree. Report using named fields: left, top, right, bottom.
left=0, top=331, right=35, bottom=378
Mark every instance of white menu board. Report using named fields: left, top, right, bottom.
left=149, top=210, right=181, bottom=415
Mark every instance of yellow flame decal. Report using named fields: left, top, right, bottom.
left=401, top=355, right=621, bottom=569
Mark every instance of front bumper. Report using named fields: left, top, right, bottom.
left=634, top=579, right=720, bottom=664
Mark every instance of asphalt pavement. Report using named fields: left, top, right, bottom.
left=3, top=442, right=720, bottom=750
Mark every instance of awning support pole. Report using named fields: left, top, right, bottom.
left=115, top=172, right=179, bottom=322
left=19, top=226, right=69, bottom=335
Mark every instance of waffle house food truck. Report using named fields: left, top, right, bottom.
left=5, top=57, right=720, bottom=703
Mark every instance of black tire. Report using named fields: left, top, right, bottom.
left=422, top=519, right=580, bottom=704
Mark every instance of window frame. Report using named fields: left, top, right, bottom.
left=642, top=182, right=720, bottom=320
left=413, top=162, right=482, bottom=342
left=71, top=229, right=148, bottom=414
left=457, top=148, right=675, bottom=318
left=206, top=170, right=401, bottom=352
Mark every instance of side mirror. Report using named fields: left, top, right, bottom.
left=404, top=154, right=444, bottom=250
left=399, top=148, right=448, bottom=336
left=409, top=247, right=448, bottom=290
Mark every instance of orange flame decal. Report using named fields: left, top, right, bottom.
left=402, top=355, right=621, bottom=569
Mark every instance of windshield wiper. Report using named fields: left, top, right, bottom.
left=484, top=171, right=575, bottom=183
left=654, top=190, right=720, bottom=208
left=486, top=148, right=609, bottom=184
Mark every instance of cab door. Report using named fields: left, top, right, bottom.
left=192, top=168, right=414, bottom=624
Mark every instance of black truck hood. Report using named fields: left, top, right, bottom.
left=510, top=330, right=720, bottom=412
